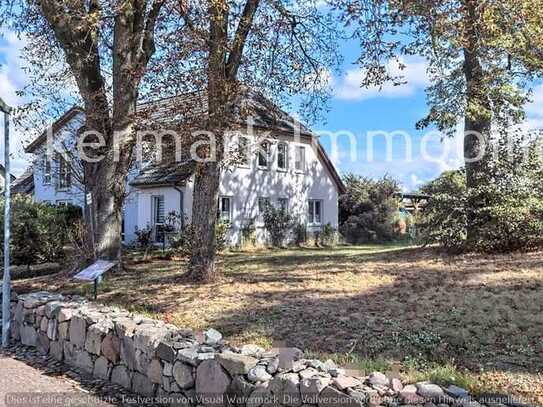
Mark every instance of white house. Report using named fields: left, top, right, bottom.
left=20, top=94, right=345, bottom=246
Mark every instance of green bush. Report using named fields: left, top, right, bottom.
left=168, top=216, right=229, bottom=255
left=240, top=219, right=257, bottom=247
left=319, top=223, right=337, bottom=247
left=293, top=223, right=307, bottom=246
left=0, top=195, right=82, bottom=266
left=263, top=203, right=293, bottom=247
left=215, top=219, right=229, bottom=252
left=339, top=174, right=401, bottom=243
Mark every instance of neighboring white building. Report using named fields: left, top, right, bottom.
left=21, top=94, right=345, bottom=246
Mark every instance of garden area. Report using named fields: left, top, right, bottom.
left=12, top=244, right=543, bottom=405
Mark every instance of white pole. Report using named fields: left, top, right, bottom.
left=1, top=99, right=11, bottom=348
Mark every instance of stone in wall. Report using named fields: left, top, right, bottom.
left=7, top=291, right=481, bottom=407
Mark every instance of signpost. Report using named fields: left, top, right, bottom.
left=73, top=260, right=116, bottom=300
left=1, top=97, right=12, bottom=348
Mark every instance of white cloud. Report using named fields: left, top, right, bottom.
left=334, top=57, right=429, bottom=101
left=0, top=31, right=32, bottom=176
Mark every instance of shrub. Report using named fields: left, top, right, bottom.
left=240, top=219, right=257, bottom=247
left=319, top=223, right=337, bottom=247
left=134, top=224, right=153, bottom=258
left=215, top=219, right=229, bottom=252
left=169, top=218, right=229, bottom=255
left=339, top=174, right=401, bottom=243
left=293, top=223, right=307, bottom=246
left=0, top=195, right=82, bottom=266
left=263, top=203, right=293, bottom=247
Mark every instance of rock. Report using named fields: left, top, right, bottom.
left=368, top=372, right=389, bottom=387
left=14, top=302, right=24, bottom=323
left=58, top=307, right=75, bottom=323
left=135, top=348, right=152, bottom=374
left=317, top=386, right=363, bottom=407
left=247, top=386, right=274, bottom=407
left=132, top=372, right=155, bottom=396
left=400, top=384, right=425, bottom=404
left=445, top=385, right=469, bottom=399
left=85, top=324, right=106, bottom=355
left=299, top=368, right=320, bottom=380
left=63, top=341, right=78, bottom=365
left=277, top=348, right=303, bottom=371
left=204, top=328, right=223, bottom=345
left=198, top=352, right=216, bottom=362
left=248, top=365, right=273, bottom=383
left=163, top=362, right=173, bottom=376
left=157, top=341, right=176, bottom=362
left=300, top=375, right=331, bottom=399
left=266, top=358, right=280, bottom=374
left=101, top=333, right=120, bottom=363
left=416, top=382, right=445, bottom=399
left=173, top=361, right=195, bottom=389
left=120, top=336, right=137, bottom=370
left=178, top=347, right=200, bottom=366
left=112, top=365, right=132, bottom=389
left=20, top=325, right=37, bottom=346
left=269, top=373, right=302, bottom=407
left=134, top=325, right=165, bottom=352
left=69, top=315, right=87, bottom=348
left=195, top=360, right=231, bottom=406
left=75, top=350, right=94, bottom=374
left=44, top=301, right=62, bottom=318
left=217, top=352, right=258, bottom=375
left=50, top=340, right=63, bottom=361
left=46, top=318, right=58, bottom=340
left=58, top=322, right=69, bottom=341
left=40, top=316, right=48, bottom=332
left=37, top=331, right=50, bottom=354
left=94, top=356, right=110, bottom=380
left=390, top=377, right=403, bottom=392
left=227, top=376, right=256, bottom=406
left=145, top=358, right=162, bottom=384
left=333, top=376, right=361, bottom=391
left=114, top=317, right=138, bottom=338
left=241, top=344, right=265, bottom=357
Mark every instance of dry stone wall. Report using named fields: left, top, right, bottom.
left=5, top=291, right=488, bottom=407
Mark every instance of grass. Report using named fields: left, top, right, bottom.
left=13, top=243, right=543, bottom=404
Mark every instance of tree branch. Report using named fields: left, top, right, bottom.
left=225, top=0, right=260, bottom=80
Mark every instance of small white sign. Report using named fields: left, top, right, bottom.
left=86, top=193, right=92, bottom=204
left=74, top=260, right=116, bottom=282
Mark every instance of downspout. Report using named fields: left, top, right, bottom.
left=173, top=184, right=184, bottom=229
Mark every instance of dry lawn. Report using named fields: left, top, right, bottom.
left=13, top=244, right=543, bottom=404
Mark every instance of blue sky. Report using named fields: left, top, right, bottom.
left=1, top=31, right=542, bottom=190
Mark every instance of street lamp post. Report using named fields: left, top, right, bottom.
left=0, top=97, right=11, bottom=348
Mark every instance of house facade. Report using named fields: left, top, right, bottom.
left=22, top=97, right=344, bottom=246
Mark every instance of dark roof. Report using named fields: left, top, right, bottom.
left=129, top=160, right=196, bottom=188
left=11, top=166, right=34, bottom=194
left=25, top=106, right=83, bottom=153
left=0, top=163, right=15, bottom=181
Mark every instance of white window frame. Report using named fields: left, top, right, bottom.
left=57, top=156, right=71, bottom=190
left=308, top=199, right=323, bottom=225
left=277, top=142, right=288, bottom=171
left=218, top=196, right=233, bottom=222
left=152, top=195, right=166, bottom=242
left=237, top=136, right=250, bottom=168
left=43, top=158, right=52, bottom=185
left=278, top=198, right=288, bottom=212
left=56, top=199, right=71, bottom=206
left=295, top=146, right=306, bottom=173
left=257, top=141, right=270, bottom=169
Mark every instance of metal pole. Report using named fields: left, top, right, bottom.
left=2, top=103, right=11, bottom=348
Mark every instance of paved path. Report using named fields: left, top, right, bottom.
left=0, top=355, right=113, bottom=407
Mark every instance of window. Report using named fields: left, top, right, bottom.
left=258, top=197, right=270, bottom=217
left=218, top=196, right=232, bottom=222
left=278, top=198, right=288, bottom=212
left=277, top=143, right=288, bottom=171
left=295, top=146, right=306, bottom=172
left=57, top=156, right=71, bottom=189
left=152, top=195, right=165, bottom=242
left=257, top=141, right=270, bottom=168
left=56, top=200, right=71, bottom=206
left=308, top=200, right=322, bottom=224
left=43, top=159, right=52, bottom=185
left=237, top=137, right=250, bottom=167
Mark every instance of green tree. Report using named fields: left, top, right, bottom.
left=334, top=0, right=542, bottom=242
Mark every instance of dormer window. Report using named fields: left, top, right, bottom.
left=43, top=158, right=52, bottom=185
left=57, top=155, right=71, bottom=189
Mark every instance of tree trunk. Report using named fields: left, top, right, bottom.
left=188, top=162, right=221, bottom=281
left=462, top=0, right=492, bottom=242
